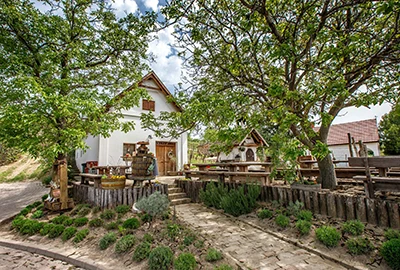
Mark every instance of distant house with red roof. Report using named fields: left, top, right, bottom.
left=316, top=119, right=380, bottom=161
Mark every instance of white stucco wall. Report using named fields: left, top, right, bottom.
left=75, top=76, right=188, bottom=173
left=218, top=146, right=260, bottom=162
left=329, top=142, right=380, bottom=165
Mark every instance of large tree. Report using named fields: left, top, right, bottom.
left=379, top=103, right=400, bottom=155
left=156, top=0, right=400, bottom=189
left=0, top=0, right=155, bottom=205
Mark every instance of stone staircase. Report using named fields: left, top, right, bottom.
left=168, top=184, right=191, bottom=206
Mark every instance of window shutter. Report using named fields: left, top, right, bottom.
left=142, top=99, right=149, bottom=110
left=149, top=100, right=155, bottom=111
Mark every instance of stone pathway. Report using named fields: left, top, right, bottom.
left=0, top=246, right=83, bottom=270
left=175, top=204, right=347, bottom=270
left=0, top=181, right=48, bottom=223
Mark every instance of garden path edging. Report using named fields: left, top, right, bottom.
left=0, top=239, right=107, bottom=270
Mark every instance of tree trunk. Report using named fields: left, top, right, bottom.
left=53, top=153, right=69, bottom=210
left=317, top=154, right=337, bottom=190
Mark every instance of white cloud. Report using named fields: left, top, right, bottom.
left=142, top=0, right=159, bottom=11
left=333, top=103, right=392, bottom=125
left=111, top=0, right=138, bottom=15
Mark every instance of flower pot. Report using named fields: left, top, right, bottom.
left=101, top=177, right=126, bottom=190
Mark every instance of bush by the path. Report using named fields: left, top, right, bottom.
left=115, top=234, right=135, bottom=253
left=257, top=209, right=273, bottom=219
left=136, top=191, right=170, bottom=219
left=73, top=217, right=88, bottom=227
left=143, top=233, right=154, bottom=243
left=174, top=252, right=197, bottom=270
left=51, top=215, right=70, bottom=225
left=214, top=265, right=233, bottom=270
left=381, top=239, right=400, bottom=270
left=200, top=182, right=228, bottom=209
left=115, top=205, right=130, bottom=215
left=12, top=216, right=27, bottom=231
left=220, top=185, right=260, bottom=217
left=346, top=237, right=374, bottom=255
left=73, top=229, right=89, bottom=243
left=89, top=218, right=103, bottom=227
left=148, top=246, right=173, bottom=270
left=342, top=220, right=364, bottom=236
left=99, top=232, right=117, bottom=250
left=296, top=220, right=312, bottom=235
left=316, top=226, right=341, bottom=247
left=31, top=210, right=44, bottom=219
left=132, top=241, right=151, bottom=262
left=104, top=222, right=118, bottom=230
left=122, top=218, right=140, bottom=230
left=48, top=224, right=65, bottom=238
left=385, top=229, right=400, bottom=241
left=62, top=227, right=78, bottom=242
left=297, top=210, right=312, bottom=222
left=40, top=223, right=55, bottom=236
left=100, top=210, right=116, bottom=220
left=20, top=220, right=43, bottom=235
left=275, top=214, right=290, bottom=228
left=205, top=248, right=223, bottom=262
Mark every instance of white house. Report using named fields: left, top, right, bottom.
left=218, top=129, right=268, bottom=162
left=75, top=72, right=188, bottom=176
left=313, top=119, right=380, bottom=163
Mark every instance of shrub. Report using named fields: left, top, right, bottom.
left=100, top=209, right=116, bottom=220
left=41, top=194, right=49, bottom=202
left=63, top=218, right=74, bottom=226
left=115, top=234, right=136, bottom=253
left=99, top=232, right=117, bottom=250
left=174, top=252, right=197, bottom=270
left=122, top=218, right=140, bottom=230
left=200, top=182, right=228, bottom=209
left=381, top=239, right=400, bottom=270
left=183, top=234, right=196, bottom=246
left=73, top=228, right=89, bottom=243
left=342, top=220, right=364, bottom=236
left=167, top=223, right=181, bottom=240
left=346, top=237, right=374, bottom=255
left=132, top=241, right=151, bottom=262
left=89, top=218, right=103, bottom=227
left=136, top=191, right=170, bottom=219
left=206, top=248, right=223, bottom=262
left=42, top=175, right=52, bottom=186
left=315, top=226, right=341, bottom=248
left=148, top=246, right=173, bottom=270
left=32, top=201, right=42, bottom=208
left=48, top=224, right=65, bottom=238
left=296, top=220, right=312, bottom=235
left=62, top=227, right=78, bottom=242
left=92, top=206, right=101, bottom=214
left=40, top=223, right=55, bottom=236
left=257, top=209, right=273, bottom=219
left=194, top=240, right=204, bottom=249
left=140, top=213, right=152, bottom=224
left=143, top=233, right=154, bottom=243
left=104, top=222, right=118, bottom=230
left=287, top=201, right=304, bottom=216
left=220, top=185, right=261, bottom=217
left=70, top=204, right=90, bottom=216
left=77, top=206, right=91, bottom=217
left=51, top=215, right=70, bottom=225
left=36, top=203, right=44, bottom=211
left=12, top=216, right=27, bottom=231
left=297, top=210, right=313, bottom=222
left=275, top=214, right=290, bottom=228
left=31, top=210, right=44, bottom=219
left=19, top=208, right=30, bottom=216
left=385, top=229, right=400, bottom=240
left=115, top=205, right=130, bottom=215
left=214, top=265, right=233, bottom=270
left=73, top=217, right=89, bottom=227
left=20, top=220, right=43, bottom=235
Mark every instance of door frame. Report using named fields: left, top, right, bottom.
left=156, top=141, right=177, bottom=176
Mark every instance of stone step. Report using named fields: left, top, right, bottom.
left=168, top=184, right=176, bottom=188
left=170, top=198, right=191, bottom=206
left=168, top=193, right=187, bottom=200
left=168, top=187, right=183, bottom=194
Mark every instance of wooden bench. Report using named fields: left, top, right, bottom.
left=353, top=176, right=400, bottom=193
left=79, top=173, right=102, bottom=188
left=184, top=170, right=270, bottom=185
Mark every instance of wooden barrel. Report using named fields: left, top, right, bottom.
left=131, top=156, right=154, bottom=177
left=101, top=177, right=126, bottom=190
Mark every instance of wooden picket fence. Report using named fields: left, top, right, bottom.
left=175, top=180, right=400, bottom=229
left=72, top=183, right=168, bottom=209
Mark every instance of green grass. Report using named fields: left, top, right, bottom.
left=0, top=167, right=15, bottom=183
left=8, top=172, right=28, bottom=182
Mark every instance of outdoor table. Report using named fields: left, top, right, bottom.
left=192, top=162, right=273, bottom=173
left=92, top=165, right=130, bottom=175
left=299, top=160, right=348, bottom=168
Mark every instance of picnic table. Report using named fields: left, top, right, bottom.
left=92, top=165, right=130, bottom=175
left=299, top=159, right=348, bottom=168
left=193, top=162, right=273, bottom=172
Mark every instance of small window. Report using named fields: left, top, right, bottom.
left=123, top=143, right=136, bottom=156
left=142, top=99, right=155, bottom=111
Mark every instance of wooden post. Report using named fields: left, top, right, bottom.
left=352, top=137, right=359, bottom=157
left=59, top=162, right=68, bottom=210
left=360, top=142, right=374, bottom=198
left=347, top=133, right=354, bottom=157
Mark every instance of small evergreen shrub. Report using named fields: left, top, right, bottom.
left=122, top=218, right=140, bottom=230
left=73, top=228, right=89, bottom=243
left=257, top=209, right=273, bottom=219
left=206, top=248, right=223, bottom=262
left=63, top=218, right=74, bottom=226
left=132, top=241, right=151, bottom=262
left=316, top=226, right=341, bottom=247
left=36, top=203, right=44, bottom=211
left=214, top=265, right=233, bottom=270
left=287, top=201, right=304, bottom=216
left=385, top=229, right=400, bottom=240
left=115, top=234, right=135, bottom=253
left=92, top=206, right=101, bottom=214
left=167, top=223, right=181, bottom=239
left=51, top=215, right=70, bottom=225
left=136, top=191, right=170, bottom=219
left=12, top=216, right=27, bottom=231
left=115, top=205, right=130, bottom=215
left=48, top=224, right=65, bottom=238
left=42, top=175, right=52, bottom=186
left=143, top=233, right=154, bottom=243
left=40, top=223, right=55, bottom=236
left=342, top=220, right=364, bottom=236
left=89, top=218, right=103, bottom=227
left=104, top=222, right=118, bottom=230
left=140, top=213, right=152, bottom=223
left=31, top=210, right=44, bottom=219
left=20, top=220, right=43, bottom=235
left=148, top=246, right=173, bottom=270
left=381, top=239, right=400, bottom=270
left=99, top=232, right=117, bottom=250
left=41, top=194, right=49, bottom=202
left=19, top=208, right=30, bottom=216
left=183, top=234, right=196, bottom=246
left=297, top=210, right=313, bottom=222
left=220, top=185, right=261, bottom=217
left=275, top=214, right=290, bottom=228
left=194, top=240, right=204, bottom=249
left=25, top=204, right=35, bottom=211
left=174, top=252, right=197, bottom=270
left=62, top=227, right=78, bottom=242
left=70, top=204, right=90, bottom=216
left=77, top=206, right=91, bottom=217
left=346, top=237, right=374, bottom=255
left=200, top=182, right=228, bottom=209
left=100, top=209, right=116, bottom=220
left=73, top=217, right=89, bottom=227
left=296, top=220, right=312, bottom=235
left=32, top=201, right=42, bottom=208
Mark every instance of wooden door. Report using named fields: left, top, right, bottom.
left=246, top=149, right=255, bottom=161
left=156, top=142, right=176, bottom=176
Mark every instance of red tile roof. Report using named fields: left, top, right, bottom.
left=315, top=119, right=379, bottom=146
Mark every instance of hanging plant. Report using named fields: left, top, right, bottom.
left=239, top=146, right=246, bottom=152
